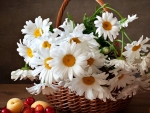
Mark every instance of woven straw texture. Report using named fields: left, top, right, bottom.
left=46, top=86, right=132, bottom=113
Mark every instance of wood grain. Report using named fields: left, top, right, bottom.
left=0, top=84, right=47, bottom=107
left=0, top=84, right=149, bottom=113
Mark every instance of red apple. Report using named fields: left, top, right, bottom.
left=35, top=104, right=44, bottom=112
left=26, top=97, right=35, bottom=106
left=1, top=108, right=11, bottom=113
left=45, top=106, right=55, bottom=113
left=23, top=107, right=35, bottom=113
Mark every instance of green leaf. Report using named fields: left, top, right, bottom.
left=67, top=12, right=75, bottom=28
left=67, top=12, right=73, bottom=21
left=49, top=25, right=54, bottom=33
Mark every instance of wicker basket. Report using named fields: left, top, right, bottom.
left=46, top=0, right=133, bottom=113
left=46, top=86, right=132, bottom=113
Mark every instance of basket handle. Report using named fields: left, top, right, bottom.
left=56, top=0, right=108, bottom=28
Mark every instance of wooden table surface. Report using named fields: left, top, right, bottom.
left=0, top=84, right=150, bottom=113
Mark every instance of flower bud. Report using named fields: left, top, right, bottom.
left=101, top=47, right=110, bottom=54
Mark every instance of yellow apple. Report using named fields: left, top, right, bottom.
left=6, top=98, right=23, bottom=113
left=31, top=100, right=50, bottom=109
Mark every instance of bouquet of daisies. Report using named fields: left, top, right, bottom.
left=11, top=3, right=150, bottom=102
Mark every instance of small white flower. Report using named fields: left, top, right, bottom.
left=106, top=59, right=135, bottom=71
left=67, top=73, right=108, bottom=100
left=135, top=77, right=150, bottom=90
left=143, top=73, right=150, bottom=79
left=17, top=39, right=37, bottom=67
left=109, top=70, right=135, bottom=91
left=121, top=14, right=138, bottom=27
left=60, top=21, right=100, bottom=51
left=86, top=50, right=106, bottom=74
left=31, top=36, right=58, bottom=50
left=94, top=12, right=120, bottom=42
left=50, top=42, right=88, bottom=81
left=81, top=33, right=100, bottom=51
left=59, top=18, right=74, bottom=35
left=26, top=83, right=58, bottom=95
left=11, top=69, right=35, bottom=81
left=21, top=16, right=52, bottom=42
left=42, top=85, right=58, bottom=95
left=138, top=53, right=150, bottom=74
left=30, top=48, right=57, bottom=85
left=98, top=87, right=116, bottom=102
left=118, top=77, right=150, bottom=99
left=122, top=36, right=150, bottom=62
left=117, top=83, right=139, bottom=99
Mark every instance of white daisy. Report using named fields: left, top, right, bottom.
left=117, top=83, right=139, bottom=99
left=30, top=48, right=57, bottom=85
left=121, top=14, right=138, bottom=28
left=106, top=58, right=135, bottom=71
left=81, top=33, right=100, bottom=51
left=94, top=12, right=120, bottom=41
left=142, top=73, right=150, bottom=79
left=58, top=22, right=85, bottom=44
left=58, top=79, right=71, bottom=88
left=138, top=53, right=150, bottom=74
left=60, top=22, right=100, bottom=51
left=11, top=69, right=35, bottom=81
left=98, top=87, right=116, bottom=102
left=17, top=39, right=37, bottom=67
left=135, top=77, right=150, bottom=90
left=26, top=83, right=58, bottom=95
left=59, top=18, right=74, bottom=35
left=52, top=28, right=62, bottom=37
left=31, top=35, right=58, bottom=50
left=109, top=70, right=135, bottom=91
left=68, top=73, right=108, bottom=100
left=50, top=42, right=88, bottom=81
left=122, top=36, right=150, bottom=62
left=86, top=50, right=106, bottom=74
left=118, top=77, right=150, bottom=99
left=21, top=16, right=52, bottom=42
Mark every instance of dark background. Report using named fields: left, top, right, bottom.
left=0, top=0, right=150, bottom=84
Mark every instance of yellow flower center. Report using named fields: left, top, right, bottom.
left=63, top=54, right=76, bottom=67
left=42, top=41, right=51, bottom=49
left=34, top=28, right=43, bottom=38
left=82, top=76, right=95, bottom=85
left=44, top=57, right=53, bottom=69
left=27, top=48, right=33, bottom=58
left=70, top=37, right=81, bottom=44
left=87, top=57, right=94, bottom=66
left=102, top=21, right=112, bottom=30
left=132, top=44, right=141, bottom=51
left=118, top=74, right=124, bottom=80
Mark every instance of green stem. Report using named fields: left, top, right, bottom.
left=105, top=40, right=118, bottom=57
left=121, top=31, right=124, bottom=57
left=114, top=39, right=127, bottom=45
left=90, top=4, right=109, bottom=20
left=25, top=63, right=28, bottom=68
left=106, top=7, right=124, bottom=19
left=124, top=32, right=132, bottom=43
left=21, top=63, right=30, bottom=70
